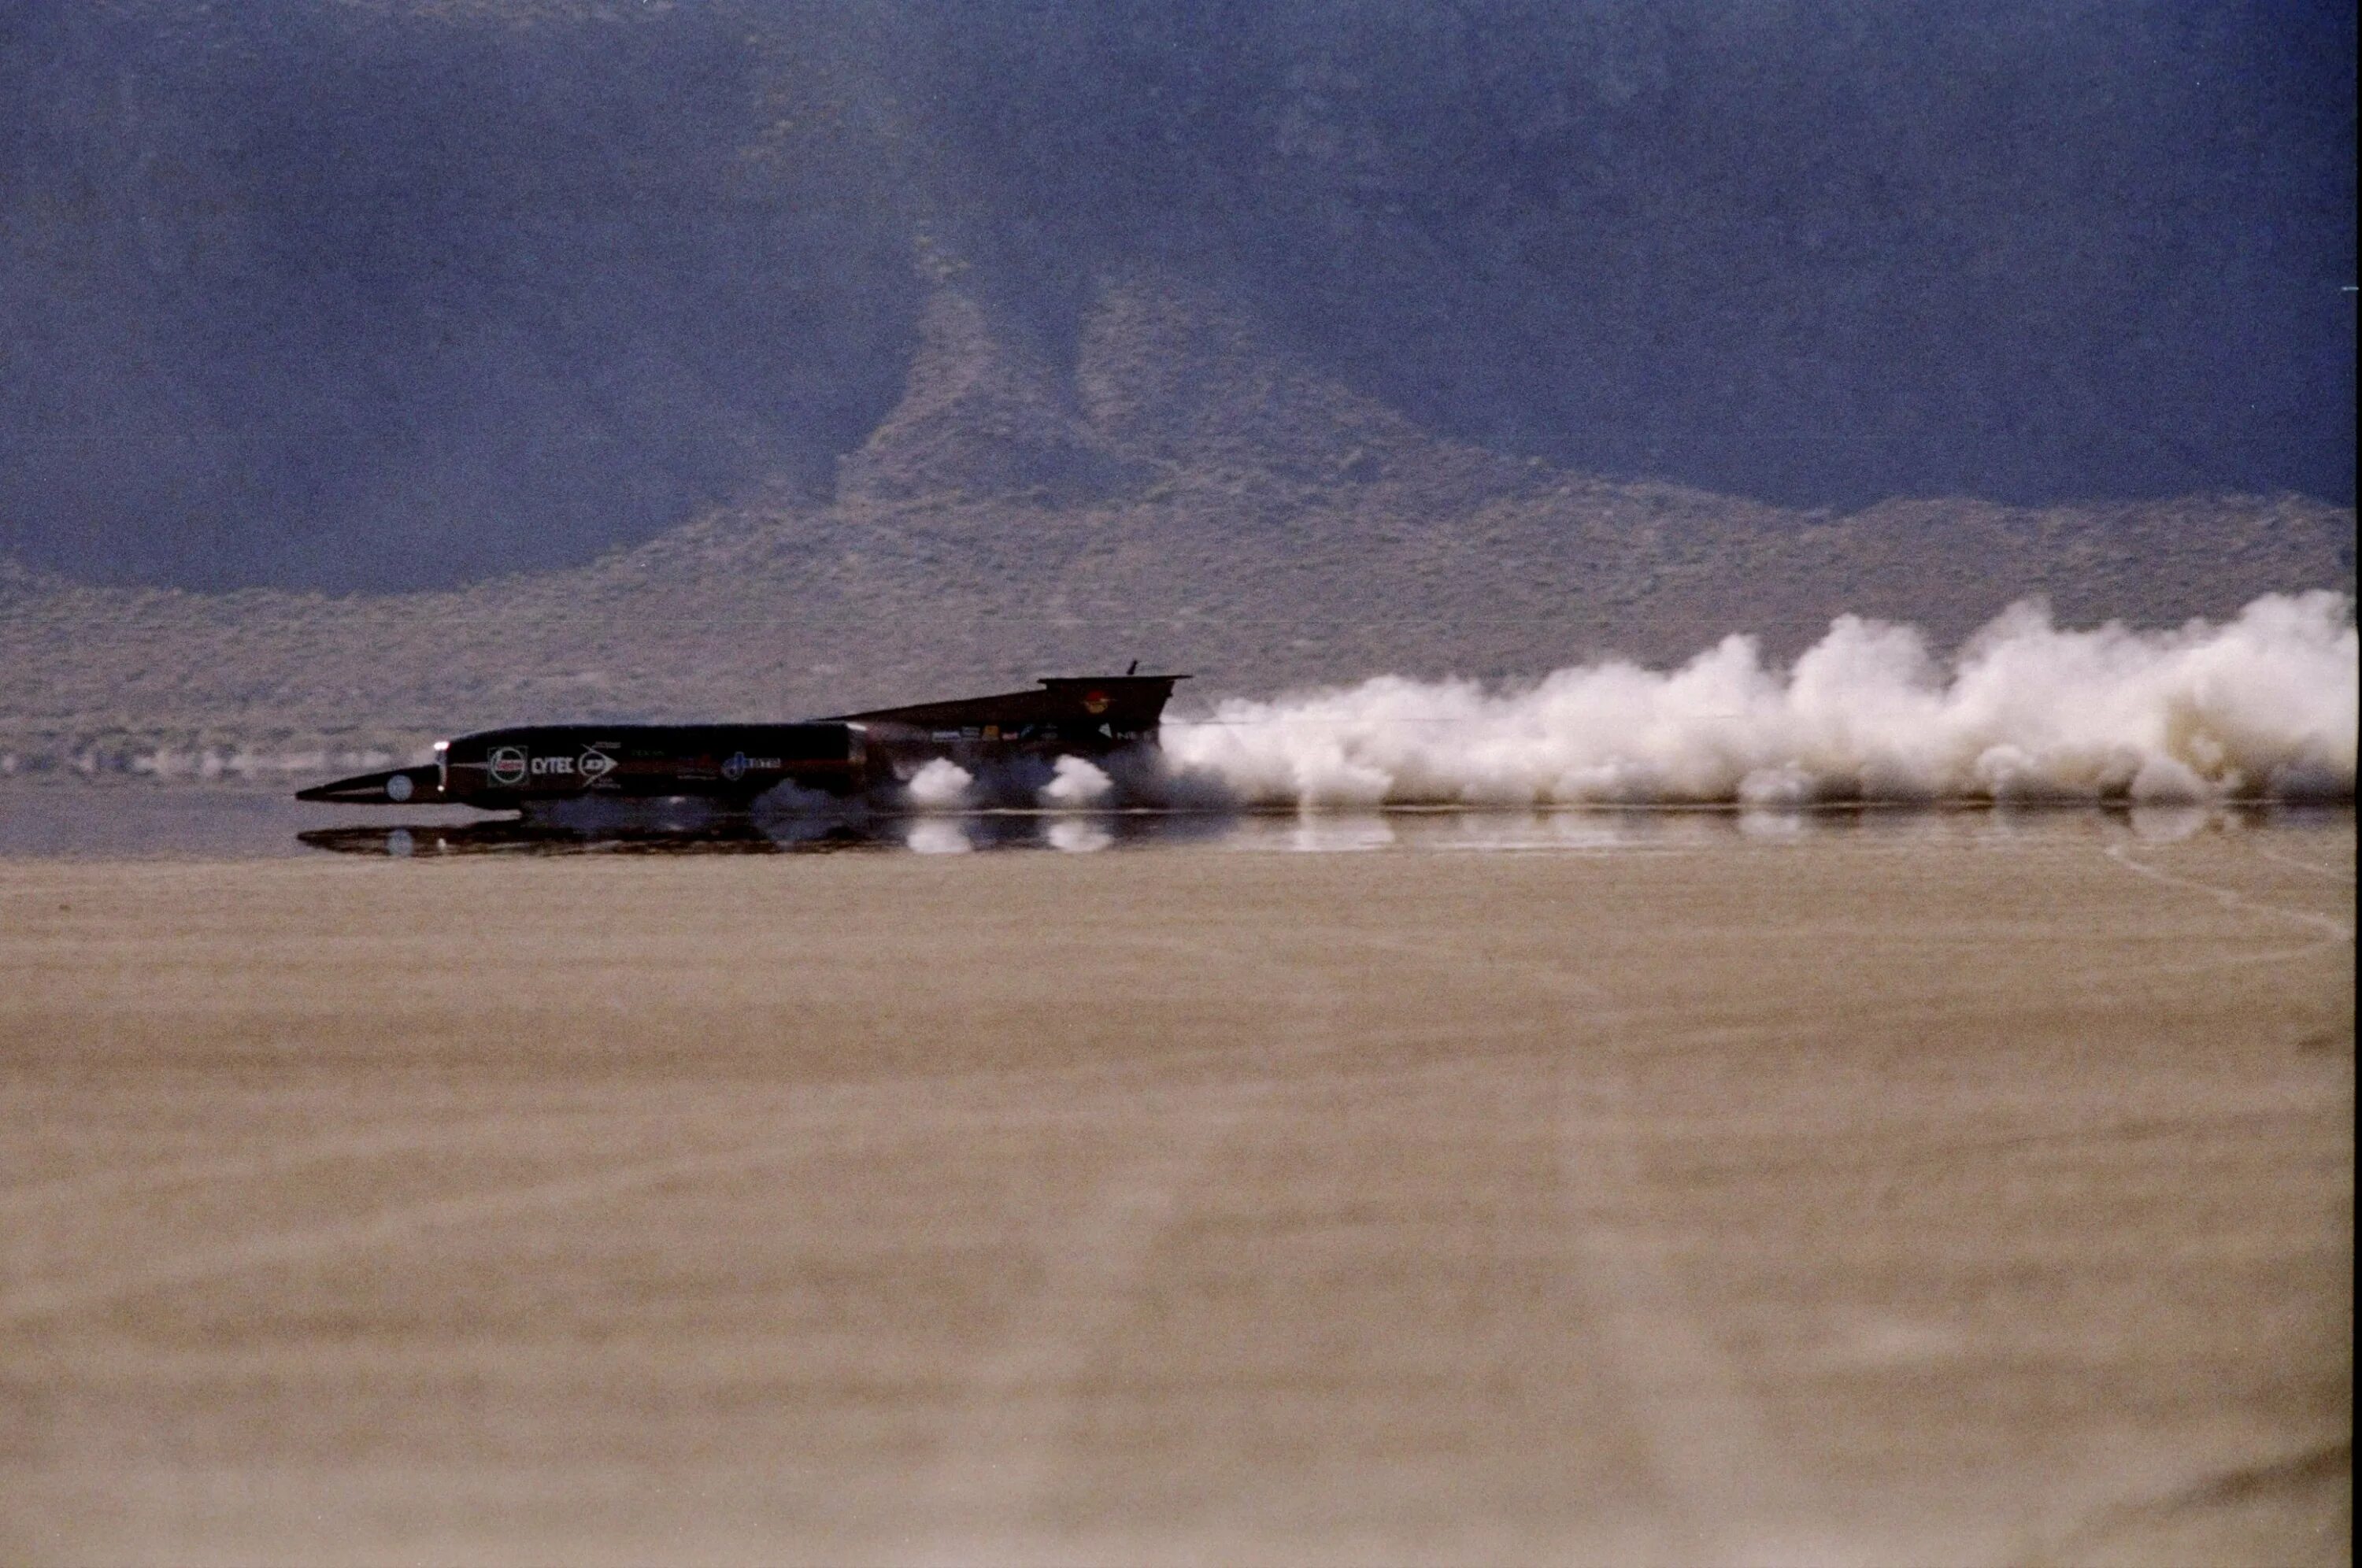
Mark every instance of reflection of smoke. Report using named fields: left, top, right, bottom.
left=904, top=819, right=974, bottom=854
left=1046, top=817, right=1113, bottom=852
left=904, top=758, right=976, bottom=810
left=1161, top=594, right=2358, bottom=808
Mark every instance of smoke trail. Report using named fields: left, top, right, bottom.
left=1160, top=593, right=2357, bottom=808
left=904, top=757, right=976, bottom=810
left=1039, top=756, right=1116, bottom=808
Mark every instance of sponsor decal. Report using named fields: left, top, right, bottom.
left=530, top=755, right=575, bottom=776
left=720, top=751, right=749, bottom=782
left=1081, top=690, right=1112, bottom=716
left=385, top=772, right=414, bottom=802
left=487, top=745, right=528, bottom=786
left=982, top=725, right=1000, bottom=741
left=578, top=749, right=617, bottom=783
left=931, top=730, right=961, bottom=742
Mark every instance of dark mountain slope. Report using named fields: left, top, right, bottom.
left=4, top=274, right=2350, bottom=776
left=2, top=0, right=2351, bottom=594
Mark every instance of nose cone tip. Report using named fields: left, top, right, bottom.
left=296, top=767, right=440, bottom=804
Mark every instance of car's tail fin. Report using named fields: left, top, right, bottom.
left=827, top=675, right=1187, bottom=743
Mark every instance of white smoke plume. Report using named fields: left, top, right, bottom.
left=903, top=757, right=977, bottom=810
left=1160, top=592, right=2356, bottom=808
left=1038, top=755, right=1116, bottom=808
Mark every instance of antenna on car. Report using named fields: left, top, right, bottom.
left=1127, top=660, right=1139, bottom=675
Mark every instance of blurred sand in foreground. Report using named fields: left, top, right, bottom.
left=0, top=814, right=2351, bottom=1565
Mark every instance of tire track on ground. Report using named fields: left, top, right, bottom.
left=0, top=1048, right=1266, bottom=1222
left=899, top=930, right=1348, bottom=1563
left=0, top=1133, right=820, bottom=1324
left=1555, top=1042, right=1838, bottom=1564
left=2101, top=841, right=2354, bottom=945
left=0, top=1062, right=1239, bottom=1325
left=0, top=1107, right=613, bottom=1219
left=2250, top=839, right=2356, bottom=884
left=898, top=1080, right=1271, bottom=1566
left=1425, top=932, right=1838, bottom=1566
left=1279, top=919, right=1839, bottom=1562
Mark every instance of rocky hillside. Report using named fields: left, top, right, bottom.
left=3, top=272, right=2353, bottom=779
left=7, top=2, right=2352, bottom=593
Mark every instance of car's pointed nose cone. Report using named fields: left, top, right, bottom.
left=295, top=766, right=443, bottom=804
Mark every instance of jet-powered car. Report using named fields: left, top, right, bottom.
left=294, top=673, right=1186, bottom=811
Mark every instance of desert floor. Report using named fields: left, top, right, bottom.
left=0, top=809, right=2350, bottom=1566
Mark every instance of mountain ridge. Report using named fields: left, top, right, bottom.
left=4, top=270, right=2353, bottom=778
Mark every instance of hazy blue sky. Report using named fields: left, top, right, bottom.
left=2, top=0, right=2352, bottom=590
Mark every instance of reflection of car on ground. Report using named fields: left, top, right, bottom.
left=295, top=808, right=1246, bottom=859
left=294, top=673, right=1186, bottom=811
left=296, top=818, right=874, bottom=857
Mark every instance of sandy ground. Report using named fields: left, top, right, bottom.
left=0, top=812, right=2350, bottom=1566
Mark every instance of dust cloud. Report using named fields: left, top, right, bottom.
left=1160, top=593, right=2357, bottom=808
left=903, top=758, right=977, bottom=810
left=1038, top=756, right=1116, bottom=808
left=900, top=755, right=1120, bottom=812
